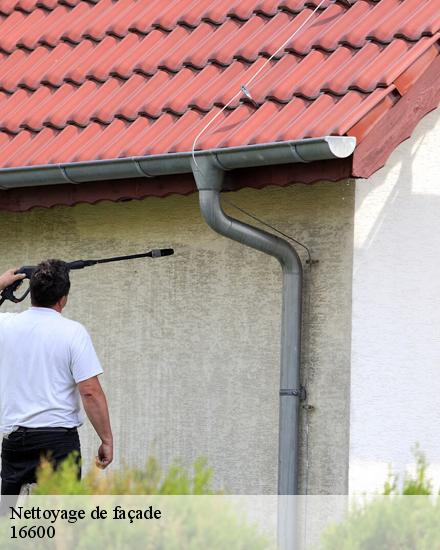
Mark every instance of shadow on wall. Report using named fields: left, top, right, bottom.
left=349, top=105, right=440, bottom=493
left=354, top=106, right=439, bottom=256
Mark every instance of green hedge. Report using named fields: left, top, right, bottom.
left=319, top=446, right=440, bottom=550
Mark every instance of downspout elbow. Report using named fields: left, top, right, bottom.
left=193, top=157, right=301, bottom=275
left=199, top=189, right=301, bottom=275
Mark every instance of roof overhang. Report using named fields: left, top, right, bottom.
left=0, top=136, right=355, bottom=190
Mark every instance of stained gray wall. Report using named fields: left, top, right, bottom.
left=0, top=180, right=354, bottom=494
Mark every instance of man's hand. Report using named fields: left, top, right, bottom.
left=0, top=269, right=25, bottom=291
left=96, top=441, right=113, bottom=469
left=78, top=376, right=113, bottom=470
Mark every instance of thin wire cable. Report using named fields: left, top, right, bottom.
left=223, top=193, right=315, bottom=547
left=302, top=259, right=314, bottom=549
left=222, top=196, right=312, bottom=264
left=191, top=0, right=329, bottom=168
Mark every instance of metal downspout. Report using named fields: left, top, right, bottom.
left=191, top=157, right=302, bottom=546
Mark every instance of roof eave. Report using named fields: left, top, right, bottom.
left=0, top=136, right=356, bottom=190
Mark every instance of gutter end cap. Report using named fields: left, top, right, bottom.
left=295, top=136, right=356, bottom=162
left=325, top=136, right=357, bottom=158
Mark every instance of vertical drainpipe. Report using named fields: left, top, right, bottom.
left=191, top=156, right=303, bottom=548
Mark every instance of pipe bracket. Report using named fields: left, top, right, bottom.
left=280, top=387, right=306, bottom=401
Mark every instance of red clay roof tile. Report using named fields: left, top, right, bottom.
left=280, top=93, right=337, bottom=139
left=129, top=1, right=171, bottom=34
left=0, top=0, right=437, bottom=209
left=305, top=91, right=364, bottom=136
left=287, top=3, right=346, bottom=54
left=97, top=118, right=140, bottom=159
left=214, top=57, right=269, bottom=108
left=21, top=44, right=73, bottom=91
left=0, top=1, right=19, bottom=14
left=113, top=71, right=172, bottom=121
left=350, top=38, right=410, bottom=92
left=107, top=2, right=148, bottom=38
left=159, top=23, right=214, bottom=72
left=347, top=91, right=397, bottom=141
left=24, top=6, right=71, bottom=49
left=394, top=44, right=439, bottom=95
left=2, top=48, right=46, bottom=92
left=165, top=65, right=222, bottom=115
left=261, top=10, right=314, bottom=57
left=198, top=104, right=256, bottom=149
left=379, top=36, right=440, bottom=86
left=43, top=124, right=98, bottom=164
left=340, top=0, right=402, bottom=48
left=321, top=42, right=382, bottom=95
left=201, top=0, right=242, bottom=25
left=397, top=1, right=440, bottom=41
left=42, top=41, right=94, bottom=87
left=295, top=46, right=353, bottom=99
left=143, top=111, right=201, bottom=156
left=269, top=49, right=327, bottom=101
left=65, top=36, right=118, bottom=84
left=23, top=83, right=77, bottom=132
left=367, top=0, right=434, bottom=44
left=335, top=86, right=396, bottom=135
left=0, top=131, right=32, bottom=166
left=182, top=20, right=237, bottom=69
left=154, top=0, right=198, bottom=31
left=63, top=1, right=111, bottom=43
left=111, top=30, right=166, bottom=79
left=172, top=107, right=223, bottom=152
left=317, top=1, right=372, bottom=51
left=73, top=118, right=126, bottom=161
left=221, top=102, right=282, bottom=146
left=248, top=56, right=298, bottom=103
left=92, top=74, right=146, bottom=124
left=6, top=127, right=56, bottom=168
left=2, top=87, right=53, bottom=133
left=252, top=98, right=307, bottom=143
left=176, top=0, right=225, bottom=27
left=280, top=0, right=329, bottom=14
left=189, top=61, right=248, bottom=111
left=41, top=83, right=96, bottom=130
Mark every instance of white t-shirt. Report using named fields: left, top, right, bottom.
left=0, top=307, right=103, bottom=434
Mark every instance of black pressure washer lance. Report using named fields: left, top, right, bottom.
left=0, top=248, right=174, bottom=307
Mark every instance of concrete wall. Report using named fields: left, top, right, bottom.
left=0, top=180, right=354, bottom=494
left=350, top=106, right=440, bottom=494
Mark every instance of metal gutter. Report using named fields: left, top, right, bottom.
left=0, top=136, right=355, bottom=189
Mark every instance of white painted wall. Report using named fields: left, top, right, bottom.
left=350, top=106, right=440, bottom=494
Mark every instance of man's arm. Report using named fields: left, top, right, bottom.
left=0, top=269, right=25, bottom=291
left=78, top=376, right=113, bottom=469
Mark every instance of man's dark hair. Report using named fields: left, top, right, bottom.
left=30, top=259, right=70, bottom=308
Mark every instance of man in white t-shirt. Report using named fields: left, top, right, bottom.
left=0, top=260, right=113, bottom=495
